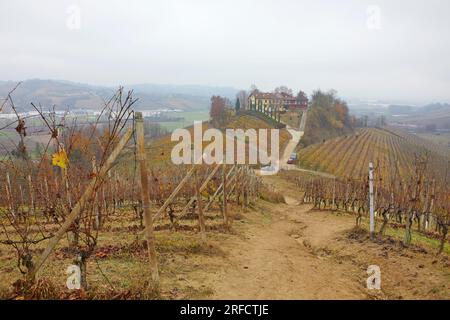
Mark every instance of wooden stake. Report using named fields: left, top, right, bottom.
left=135, top=112, right=159, bottom=285
left=241, top=166, right=246, bottom=209
left=27, top=175, right=34, bottom=215
left=92, top=157, right=100, bottom=230
left=19, top=185, right=24, bottom=208
left=5, top=172, right=13, bottom=212
left=332, top=177, right=336, bottom=211
left=369, top=162, right=375, bottom=239
left=222, top=163, right=228, bottom=226
left=194, top=167, right=207, bottom=243
left=44, top=177, right=50, bottom=203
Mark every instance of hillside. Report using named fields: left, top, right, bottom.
left=120, top=114, right=291, bottom=167
left=0, top=79, right=237, bottom=112
left=297, top=127, right=450, bottom=184
left=301, top=90, right=354, bottom=147
left=388, top=103, right=450, bottom=129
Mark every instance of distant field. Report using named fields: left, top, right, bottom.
left=0, top=110, right=210, bottom=156
left=153, top=110, right=210, bottom=132
left=417, top=132, right=450, bottom=149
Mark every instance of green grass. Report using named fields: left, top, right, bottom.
left=358, top=217, right=450, bottom=255
left=156, top=110, right=210, bottom=132
left=280, top=111, right=301, bottom=128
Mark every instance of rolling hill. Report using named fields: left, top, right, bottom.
left=297, top=127, right=450, bottom=184
left=118, top=114, right=291, bottom=169
left=0, top=79, right=238, bottom=112
left=389, top=103, right=450, bottom=129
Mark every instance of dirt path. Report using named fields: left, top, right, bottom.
left=206, top=201, right=366, bottom=299
left=194, top=176, right=449, bottom=300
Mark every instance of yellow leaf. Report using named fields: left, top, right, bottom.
left=52, top=150, right=69, bottom=169
left=201, top=190, right=209, bottom=198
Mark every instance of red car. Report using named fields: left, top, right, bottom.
left=287, top=153, right=297, bottom=164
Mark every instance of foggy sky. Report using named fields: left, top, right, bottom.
left=1, top=0, right=449, bottom=103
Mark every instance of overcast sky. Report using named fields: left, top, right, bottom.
left=1, top=0, right=449, bottom=103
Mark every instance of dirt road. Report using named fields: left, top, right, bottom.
left=207, top=203, right=365, bottom=299
left=196, top=176, right=449, bottom=300
left=204, top=194, right=366, bottom=299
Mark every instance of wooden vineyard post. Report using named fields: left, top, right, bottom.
left=345, top=180, right=349, bottom=211
left=113, top=171, right=118, bottom=209
left=242, top=166, right=247, bottom=209
left=332, top=177, right=336, bottom=211
left=369, top=162, right=375, bottom=239
left=238, top=166, right=244, bottom=206
left=62, top=154, right=78, bottom=247
left=428, top=179, right=436, bottom=230
left=107, top=171, right=113, bottom=212
left=5, top=172, right=13, bottom=213
left=194, top=167, right=207, bottom=243
left=27, top=175, right=34, bottom=215
left=247, top=167, right=251, bottom=204
left=92, top=157, right=100, bottom=230
left=19, top=185, right=24, bottom=207
left=222, top=163, right=229, bottom=226
left=44, top=177, right=50, bottom=205
left=249, top=174, right=255, bottom=204
left=29, top=126, right=134, bottom=280
left=135, top=112, right=160, bottom=285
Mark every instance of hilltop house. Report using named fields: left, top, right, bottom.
left=247, top=91, right=308, bottom=113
